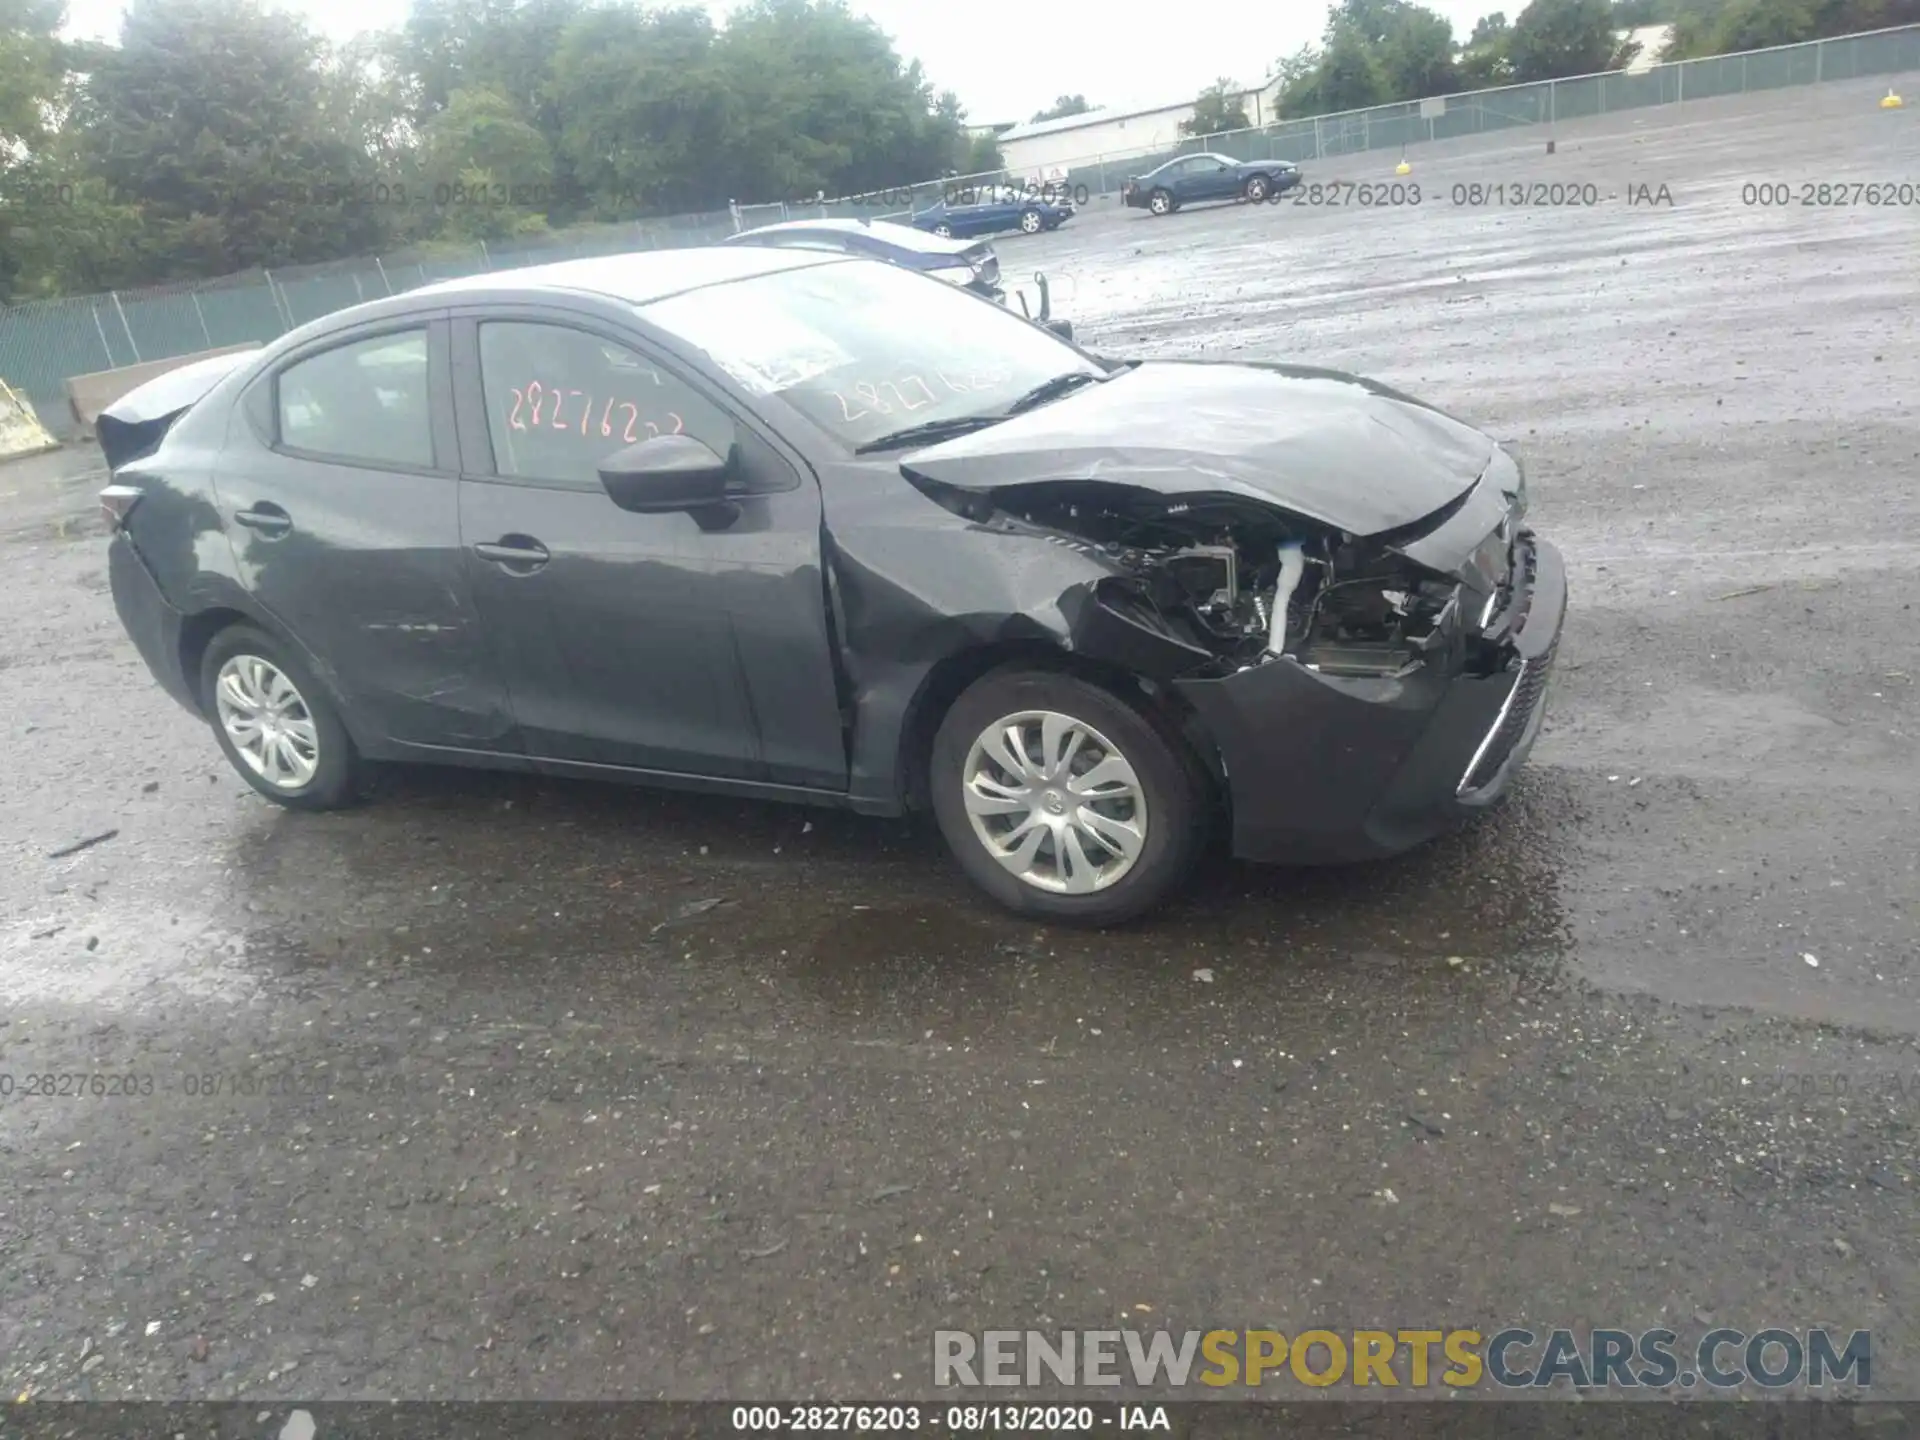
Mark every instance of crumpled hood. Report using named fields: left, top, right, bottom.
left=900, top=360, right=1499, bottom=537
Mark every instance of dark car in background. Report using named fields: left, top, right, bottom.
left=100, top=246, right=1563, bottom=926
left=724, top=217, right=1002, bottom=299
left=1123, top=153, right=1302, bottom=215
left=911, top=185, right=1074, bottom=239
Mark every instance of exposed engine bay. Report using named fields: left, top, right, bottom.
left=920, top=479, right=1471, bottom=680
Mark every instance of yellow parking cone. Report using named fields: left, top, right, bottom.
left=1881, top=88, right=1903, bottom=108
left=1395, top=157, right=1412, bottom=176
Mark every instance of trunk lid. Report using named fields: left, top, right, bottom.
left=96, top=348, right=258, bottom=471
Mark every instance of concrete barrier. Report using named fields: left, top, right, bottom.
left=0, top=378, right=59, bottom=461
left=64, top=343, right=260, bottom=439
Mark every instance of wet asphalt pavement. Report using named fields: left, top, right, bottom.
left=2, top=76, right=1918, bottom=1404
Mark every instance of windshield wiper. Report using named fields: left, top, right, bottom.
left=1001, top=370, right=1105, bottom=416
left=853, top=414, right=1007, bottom=454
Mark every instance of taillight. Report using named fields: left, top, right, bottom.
left=99, top=483, right=143, bottom=531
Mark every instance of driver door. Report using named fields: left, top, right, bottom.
left=1190, top=157, right=1239, bottom=201
left=449, top=309, right=847, bottom=790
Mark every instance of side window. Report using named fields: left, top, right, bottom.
left=477, top=321, right=736, bottom=489
left=277, top=329, right=434, bottom=468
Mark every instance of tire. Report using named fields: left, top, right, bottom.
left=1148, top=188, right=1175, bottom=216
left=933, top=223, right=953, bottom=238
left=1244, top=173, right=1271, bottom=202
left=928, top=667, right=1207, bottom=925
left=199, top=623, right=359, bottom=810
left=1018, top=208, right=1043, bottom=234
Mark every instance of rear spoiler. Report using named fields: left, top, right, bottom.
left=97, top=348, right=258, bottom=471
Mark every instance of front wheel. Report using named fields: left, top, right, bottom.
left=929, top=668, right=1207, bottom=925
left=1244, top=174, right=1271, bottom=202
left=199, top=623, right=359, bottom=810
left=1018, top=208, right=1043, bottom=234
left=1148, top=188, right=1175, bottom=216
left=932, top=222, right=953, bottom=238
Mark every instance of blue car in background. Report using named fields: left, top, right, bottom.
left=911, top=185, right=1074, bottom=239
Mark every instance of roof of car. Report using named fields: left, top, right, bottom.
left=410, top=245, right=842, bottom=306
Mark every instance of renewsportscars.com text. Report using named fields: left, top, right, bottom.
left=933, top=1327, right=1870, bottom=1390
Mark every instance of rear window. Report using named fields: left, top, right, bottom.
left=277, top=331, right=434, bottom=469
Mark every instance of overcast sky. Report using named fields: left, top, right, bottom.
left=61, top=0, right=1503, bottom=123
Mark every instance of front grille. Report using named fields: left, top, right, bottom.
left=1457, top=626, right=1558, bottom=796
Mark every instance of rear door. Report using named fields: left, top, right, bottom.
left=449, top=307, right=848, bottom=790
left=223, top=314, right=514, bottom=752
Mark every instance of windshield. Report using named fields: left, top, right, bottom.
left=640, top=259, right=1096, bottom=450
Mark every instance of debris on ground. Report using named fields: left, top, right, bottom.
left=46, top=828, right=118, bottom=859
left=651, top=897, right=728, bottom=934
left=1192, top=968, right=1214, bottom=983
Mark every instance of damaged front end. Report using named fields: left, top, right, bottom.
left=900, top=448, right=1564, bottom=864
left=905, top=471, right=1506, bottom=687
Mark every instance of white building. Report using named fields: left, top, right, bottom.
left=997, top=87, right=1271, bottom=185
left=997, top=29, right=1677, bottom=184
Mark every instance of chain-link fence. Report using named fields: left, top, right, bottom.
left=4, top=26, right=1916, bottom=440
left=1050, top=24, right=1920, bottom=198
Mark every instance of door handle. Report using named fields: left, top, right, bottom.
left=473, top=537, right=550, bottom=571
left=233, top=504, right=292, bottom=537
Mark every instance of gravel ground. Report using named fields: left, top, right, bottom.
left=2, top=74, right=1918, bottom=1407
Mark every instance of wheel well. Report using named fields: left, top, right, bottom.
left=894, top=643, right=1223, bottom=813
left=178, top=607, right=251, bottom=713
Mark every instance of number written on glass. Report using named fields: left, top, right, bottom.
left=508, top=382, right=684, bottom=443
left=829, top=369, right=1009, bottom=423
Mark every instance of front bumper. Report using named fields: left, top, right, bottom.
left=1175, top=533, right=1568, bottom=864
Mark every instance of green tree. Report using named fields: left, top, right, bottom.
left=550, top=5, right=723, bottom=216
left=1470, top=10, right=1512, bottom=42
left=413, top=85, right=553, bottom=240
left=705, top=0, right=964, bottom=204
left=1380, top=5, right=1461, bottom=96
left=1507, top=0, right=1622, bottom=79
left=61, top=0, right=396, bottom=279
left=960, top=130, right=1003, bottom=177
left=1180, top=79, right=1251, bottom=136
left=1031, top=94, right=1092, bottom=123
left=1317, top=22, right=1388, bottom=109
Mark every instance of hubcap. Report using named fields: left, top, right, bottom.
left=1249, top=179, right=1267, bottom=199
left=961, top=710, right=1147, bottom=895
left=1022, top=212, right=1040, bottom=232
left=1152, top=194, right=1169, bottom=214
left=214, top=654, right=319, bottom=790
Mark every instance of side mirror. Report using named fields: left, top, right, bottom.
left=1046, top=319, right=1075, bottom=341
left=598, top=434, right=731, bottom=513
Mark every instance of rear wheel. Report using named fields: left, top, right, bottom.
left=199, top=624, right=358, bottom=810
left=929, top=668, right=1206, bottom=925
left=1148, top=188, right=1175, bottom=216
left=933, top=222, right=953, bottom=238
